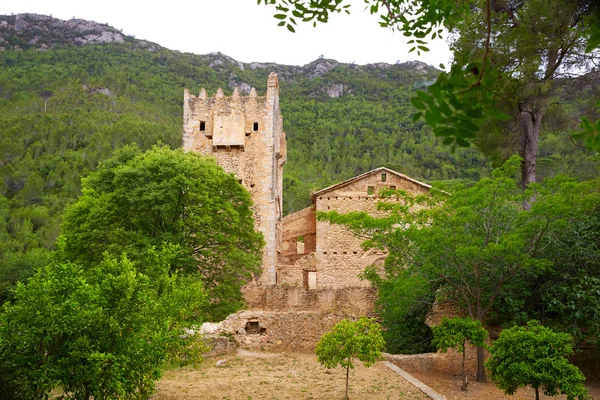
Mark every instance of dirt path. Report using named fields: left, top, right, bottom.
left=152, top=350, right=429, bottom=400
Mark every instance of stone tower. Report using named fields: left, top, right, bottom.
left=183, top=73, right=286, bottom=285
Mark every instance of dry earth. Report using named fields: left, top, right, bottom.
left=405, top=367, right=600, bottom=400
left=152, top=350, right=429, bottom=400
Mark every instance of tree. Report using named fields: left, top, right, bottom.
left=38, top=89, right=53, bottom=112
left=259, top=0, right=600, bottom=190
left=449, top=0, right=598, bottom=191
left=362, top=265, right=436, bottom=354
left=432, top=317, right=488, bottom=391
left=320, top=156, right=600, bottom=382
left=59, top=144, right=264, bottom=320
left=486, top=320, right=588, bottom=400
left=315, top=317, right=385, bottom=400
left=0, top=247, right=207, bottom=400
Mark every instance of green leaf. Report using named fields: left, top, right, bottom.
left=411, top=112, right=423, bottom=122
left=274, top=13, right=287, bottom=19
left=286, top=24, right=296, bottom=33
left=410, top=96, right=426, bottom=110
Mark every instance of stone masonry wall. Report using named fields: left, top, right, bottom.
left=242, top=283, right=376, bottom=315
left=206, top=310, right=358, bottom=352
left=314, top=169, right=430, bottom=289
left=183, top=73, right=285, bottom=284
left=282, top=206, right=316, bottom=256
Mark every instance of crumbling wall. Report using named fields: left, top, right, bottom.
left=282, top=206, right=316, bottom=256
left=204, top=310, right=359, bottom=352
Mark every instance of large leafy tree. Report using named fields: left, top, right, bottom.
left=0, top=248, right=207, bottom=400
left=259, top=0, right=600, bottom=188
left=321, top=156, right=600, bottom=382
left=449, top=0, right=598, bottom=190
left=59, top=144, right=264, bottom=319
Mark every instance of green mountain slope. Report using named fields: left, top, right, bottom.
left=0, top=13, right=597, bottom=301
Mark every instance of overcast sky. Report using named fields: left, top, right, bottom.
left=0, top=0, right=452, bottom=67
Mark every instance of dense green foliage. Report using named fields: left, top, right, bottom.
left=315, top=317, right=385, bottom=400
left=59, top=145, right=263, bottom=320
left=432, top=317, right=488, bottom=391
left=362, top=266, right=435, bottom=354
left=0, top=248, right=207, bottom=400
left=487, top=321, right=588, bottom=400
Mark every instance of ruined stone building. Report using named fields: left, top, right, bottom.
left=185, top=74, right=431, bottom=350
left=279, top=168, right=431, bottom=290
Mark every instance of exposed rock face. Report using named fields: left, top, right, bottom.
left=325, top=83, right=345, bottom=98
left=305, top=58, right=339, bottom=78
left=0, top=13, right=143, bottom=50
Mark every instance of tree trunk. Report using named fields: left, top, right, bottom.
left=461, top=341, right=468, bottom=391
left=345, top=363, right=350, bottom=400
left=518, top=107, right=543, bottom=207
left=476, top=345, right=487, bottom=383
left=535, top=386, right=540, bottom=400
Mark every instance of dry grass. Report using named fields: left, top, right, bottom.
left=152, top=350, right=429, bottom=400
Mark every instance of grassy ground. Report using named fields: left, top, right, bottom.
left=152, top=350, right=429, bottom=400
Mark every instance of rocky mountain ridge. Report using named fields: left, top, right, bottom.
left=0, top=13, right=436, bottom=79
left=0, top=13, right=159, bottom=51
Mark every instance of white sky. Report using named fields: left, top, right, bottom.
left=0, top=0, right=452, bottom=67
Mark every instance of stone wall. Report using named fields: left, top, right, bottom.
left=314, top=169, right=430, bottom=289
left=204, top=310, right=360, bottom=352
left=242, top=284, right=376, bottom=316
left=282, top=206, right=316, bottom=256
left=183, top=73, right=285, bottom=284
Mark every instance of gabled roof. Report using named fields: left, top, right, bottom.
left=311, top=167, right=431, bottom=200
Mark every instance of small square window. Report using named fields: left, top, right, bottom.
left=367, top=186, right=374, bottom=195
left=200, top=121, right=206, bottom=131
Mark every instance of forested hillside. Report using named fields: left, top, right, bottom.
left=0, top=13, right=597, bottom=302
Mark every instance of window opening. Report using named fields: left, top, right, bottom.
left=200, top=121, right=206, bottom=131
left=367, top=186, right=374, bottom=195
left=245, top=319, right=266, bottom=334
left=253, top=122, right=259, bottom=131
left=389, top=185, right=396, bottom=190
left=303, top=270, right=317, bottom=290
left=381, top=172, right=387, bottom=182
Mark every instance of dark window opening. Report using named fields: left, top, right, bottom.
left=389, top=185, right=396, bottom=190
left=367, top=186, right=374, bottom=195
left=245, top=319, right=266, bottom=335
left=253, top=122, right=259, bottom=131
left=200, top=121, right=206, bottom=131
left=382, top=172, right=387, bottom=182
